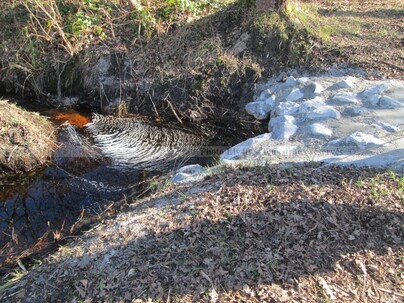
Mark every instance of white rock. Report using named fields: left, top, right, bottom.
left=363, top=94, right=381, bottom=107
left=286, top=88, right=304, bottom=102
left=328, top=132, right=385, bottom=150
left=346, top=132, right=386, bottom=150
left=328, top=77, right=355, bottom=90
left=307, top=106, right=341, bottom=120
left=312, top=82, right=324, bottom=95
left=284, top=76, right=297, bottom=87
left=329, top=93, right=359, bottom=105
left=378, top=96, right=403, bottom=109
left=275, top=101, right=300, bottom=116
left=297, top=77, right=310, bottom=85
left=245, top=101, right=270, bottom=120
left=299, top=97, right=326, bottom=113
left=343, top=107, right=367, bottom=117
left=269, top=115, right=298, bottom=140
left=176, top=164, right=204, bottom=174
left=310, top=123, right=333, bottom=137
left=221, top=133, right=272, bottom=161
left=171, top=164, right=206, bottom=184
left=170, top=173, right=191, bottom=184
left=374, top=121, right=399, bottom=133
left=256, top=89, right=272, bottom=102
left=360, top=84, right=389, bottom=98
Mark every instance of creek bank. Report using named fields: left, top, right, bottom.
left=0, top=100, right=57, bottom=178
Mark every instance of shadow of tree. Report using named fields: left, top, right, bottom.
left=4, top=165, right=402, bottom=302
left=318, top=8, right=404, bottom=20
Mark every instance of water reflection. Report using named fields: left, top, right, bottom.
left=0, top=124, right=140, bottom=267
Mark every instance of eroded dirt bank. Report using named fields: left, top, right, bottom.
left=0, top=101, right=56, bottom=177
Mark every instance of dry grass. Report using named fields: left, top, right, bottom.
left=0, top=100, right=57, bottom=177
left=310, top=0, right=404, bottom=78
left=2, top=164, right=402, bottom=302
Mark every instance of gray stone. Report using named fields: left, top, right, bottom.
left=299, top=97, right=326, bottom=113
left=347, top=132, right=386, bottom=150
left=221, top=133, right=272, bottom=162
left=329, top=93, right=359, bottom=105
left=310, top=123, right=333, bottom=137
left=307, top=106, right=341, bottom=120
left=170, top=173, right=191, bottom=184
left=343, top=107, right=367, bottom=117
left=378, top=96, right=403, bottom=109
left=328, top=78, right=355, bottom=90
left=374, top=121, right=399, bottom=133
left=328, top=132, right=385, bottom=150
left=286, top=88, right=304, bottom=102
left=176, top=164, right=205, bottom=175
left=275, top=101, right=300, bottom=116
left=245, top=101, right=270, bottom=120
left=360, top=84, right=389, bottom=98
left=269, top=115, right=298, bottom=140
left=312, top=82, right=324, bottom=95
left=363, top=94, right=380, bottom=107
left=256, top=89, right=273, bottom=102
left=171, top=164, right=206, bottom=184
left=297, top=77, right=310, bottom=85
left=284, top=76, right=297, bottom=87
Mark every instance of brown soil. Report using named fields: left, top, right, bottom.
left=0, top=101, right=57, bottom=177
left=1, top=164, right=402, bottom=302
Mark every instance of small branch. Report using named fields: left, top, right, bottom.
left=165, top=95, right=183, bottom=124
left=379, top=60, right=404, bottom=72
left=378, top=288, right=404, bottom=298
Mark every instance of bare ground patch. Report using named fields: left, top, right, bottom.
left=2, top=164, right=402, bottom=302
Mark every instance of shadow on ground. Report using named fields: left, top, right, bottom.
left=318, top=8, right=404, bottom=19
left=3, top=165, right=402, bottom=302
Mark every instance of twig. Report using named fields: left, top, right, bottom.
left=379, top=60, right=404, bottom=72
left=378, top=288, right=404, bottom=298
left=165, top=95, right=183, bottom=124
left=7, top=146, right=18, bottom=163
left=149, top=95, right=160, bottom=119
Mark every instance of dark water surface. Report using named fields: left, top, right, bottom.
left=0, top=100, right=142, bottom=272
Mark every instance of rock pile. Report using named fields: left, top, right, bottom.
left=221, top=74, right=403, bottom=170
left=171, top=74, right=404, bottom=184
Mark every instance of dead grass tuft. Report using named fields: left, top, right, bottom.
left=0, top=100, right=57, bottom=177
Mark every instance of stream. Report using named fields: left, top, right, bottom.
left=0, top=97, right=263, bottom=275
left=0, top=101, right=148, bottom=273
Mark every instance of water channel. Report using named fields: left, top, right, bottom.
left=0, top=101, right=150, bottom=274
left=0, top=97, right=263, bottom=276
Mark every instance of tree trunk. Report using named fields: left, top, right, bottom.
left=255, top=0, right=289, bottom=12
